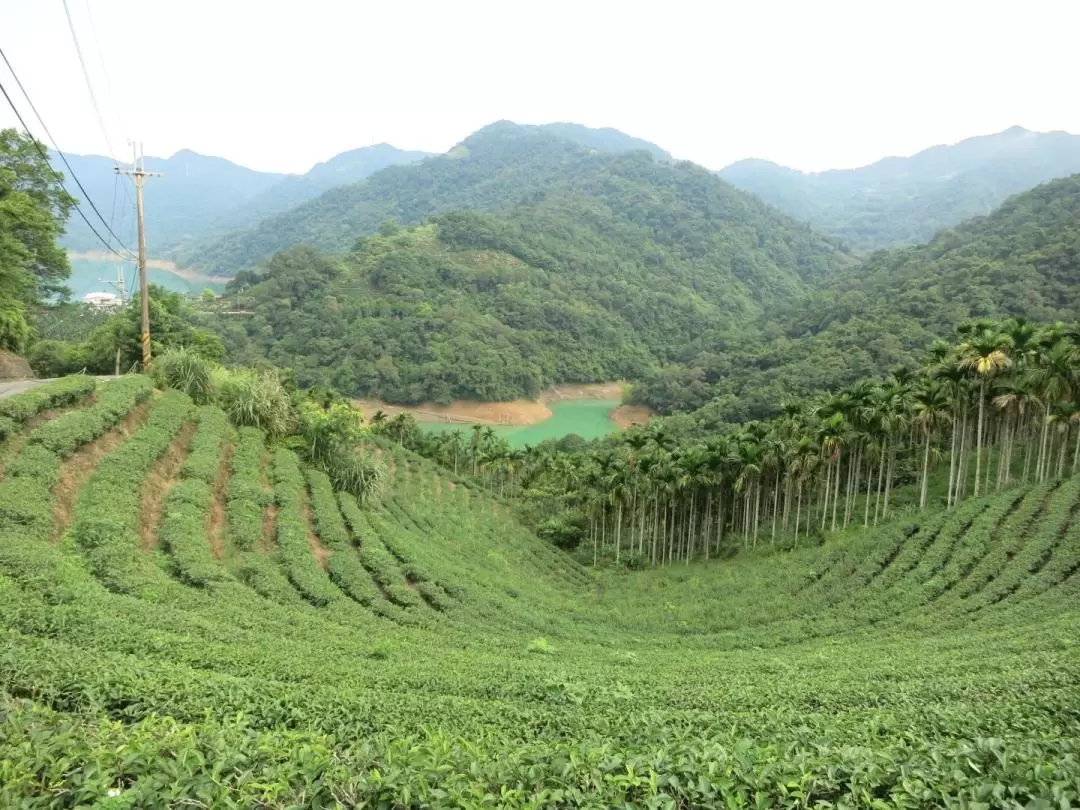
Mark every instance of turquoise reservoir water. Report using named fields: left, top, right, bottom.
left=423, top=399, right=621, bottom=448
left=66, top=258, right=227, bottom=299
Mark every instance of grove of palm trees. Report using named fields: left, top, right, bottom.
left=385, top=318, right=1080, bottom=567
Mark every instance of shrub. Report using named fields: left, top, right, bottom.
left=226, top=427, right=267, bottom=552
left=155, top=347, right=216, bottom=405
left=28, top=375, right=152, bottom=457
left=159, top=407, right=231, bottom=587
left=214, top=368, right=295, bottom=437
left=72, top=390, right=193, bottom=594
left=0, top=374, right=96, bottom=424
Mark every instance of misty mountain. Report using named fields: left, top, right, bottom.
left=55, top=144, right=429, bottom=257
left=718, top=126, right=1080, bottom=250
left=180, top=122, right=684, bottom=276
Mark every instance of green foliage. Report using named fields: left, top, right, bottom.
left=0, top=374, right=95, bottom=424
left=224, top=426, right=266, bottom=552
left=0, top=418, right=1079, bottom=805
left=270, top=447, right=340, bottom=607
left=28, top=288, right=224, bottom=376
left=159, top=407, right=231, bottom=586
left=719, top=126, right=1080, bottom=250
left=154, top=347, right=215, bottom=404
left=72, top=390, right=193, bottom=595
left=0, top=128, right=75, bottom=350
left=28, top=374, right=152, bottom=457
left=213, top=367, right=294, bottom=437
left=207, top=123, right=851, bottom=402
left=642, top=174, right=1080, bottom=418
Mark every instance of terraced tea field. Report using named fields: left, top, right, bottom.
left=1, top=377, right=1079, bottom=807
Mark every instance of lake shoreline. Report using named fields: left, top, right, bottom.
left=67, top=251, right=233, bottom=286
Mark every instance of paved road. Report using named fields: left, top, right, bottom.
left=0, top=379, right=46, bottom=400
left=0, top=375, right=119, bottom=400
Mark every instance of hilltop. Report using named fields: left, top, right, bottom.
left=0, top=373, right=1078, bottom=805
left=635, top=172, right=1080, bottom=416
left=208, top=143, right=853, bottom=402
left=181, top=121, right=738, bottom=277
left=719, top=126, right=1080, bottom=251
left=54, top=144, right=429, bottom=256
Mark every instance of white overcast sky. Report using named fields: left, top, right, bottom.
left=2, top=0, right=1078, bottom=175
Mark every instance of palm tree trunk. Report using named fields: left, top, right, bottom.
left=874, top=439, right=887, bottom=526
left=771, top=467, right=780, bottom=544
left=615, top=501, right=623, bottom=565
left=821, top=461, right=832, bottom=532
left=883, top=446, right=895, bottom=520
left=1038, top=403, right=1051, bottom=483
left=830, top=450, right=842, bottom=532
left=973, top=379, right=986, bottom=497
left=864, top=454, right=874, bottom=527
left=946, top=401, right=959, bottom=509
left=919, top=429, right=932, bottom=510
left=794, top=481, right=802, bottom=546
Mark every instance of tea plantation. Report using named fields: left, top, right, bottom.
left=1, top=377, right=1078, bottom=807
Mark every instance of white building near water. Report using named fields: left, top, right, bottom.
left=82, top=292, right=121, bottom=309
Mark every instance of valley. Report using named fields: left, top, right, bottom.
left=2, top=12, right=1079, bottom=801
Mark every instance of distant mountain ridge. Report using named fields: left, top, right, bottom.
left=208, top=137, right=855, bottom=402
left=718, top=126, right=1080, bottom=250
left=634, top=171, right=1080, bottom=419
left=179, top=121, right=684, bottom=276
left=54, top=144, right=430, bottom=257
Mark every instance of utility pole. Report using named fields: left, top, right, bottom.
left=115, top=143, right=161, bottom=369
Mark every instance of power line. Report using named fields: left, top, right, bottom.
left=0, top=44, right=135, bottom=259
left=61, top=0, right=117, bottom=161
left=82, top=0, right=127, bottom=140
left=0, top=76, right=129, bottom=261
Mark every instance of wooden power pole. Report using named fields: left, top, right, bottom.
left=115, top=144, right=161, bottom=369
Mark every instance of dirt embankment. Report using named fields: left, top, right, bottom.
left=68, top=251, right=231, bottom=285
left=354, top=382, right=652, bottom=429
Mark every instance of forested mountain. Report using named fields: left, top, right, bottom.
left=205, top=144, right=432, bottom=238
left=536, top=122, right=671, bottom=160
left=57, top=149, right=286, bottom=255
left=183, top=122, right=684, bottom=276
left=636, top=173, right=1080, bottom=419
left=212, top=149, right=854, bottom=402
left=718, top=126, right=1080, bottom=251
left=55, top=144, right=427, bottom=256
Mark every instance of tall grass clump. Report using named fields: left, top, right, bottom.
left=155, top=348, right=216, bottom=405
left=214, top=368, right=294, bottom=438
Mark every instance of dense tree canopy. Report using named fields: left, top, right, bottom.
left=210, top=158, right=852, bottom=403
left=0, top=128, right=73, bottom=350
left=184, top=121, right=852, bottom=279
left=635, top=173, right=1080, bottom=420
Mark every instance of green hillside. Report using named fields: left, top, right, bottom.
left=209, top=170, right=851, bottom=402
left=182, top=121, right=849, bottom=279
left=1, top=375, right=1078, bottom=806
left=719, top=126, right=1080, bottom=251
left=55, top=145, right=428, bottom=258
left=636, top=173, right=1080, bottom=417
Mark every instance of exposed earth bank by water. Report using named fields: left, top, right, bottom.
left=354, top=383, right=651, bottom=446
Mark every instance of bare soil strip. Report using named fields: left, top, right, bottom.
left=206, top=439, right=232, bottom=560
left=0, top=395, right=97, bottom=480
left=301, top=499, right=332, bottom=570
left=52, top=401, right=150, bottom=543
left=258, top=453, right=277, bottom=552
left=140, top=421, right=199, bottom=550
left=612, top=404, right=651, bottom=429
